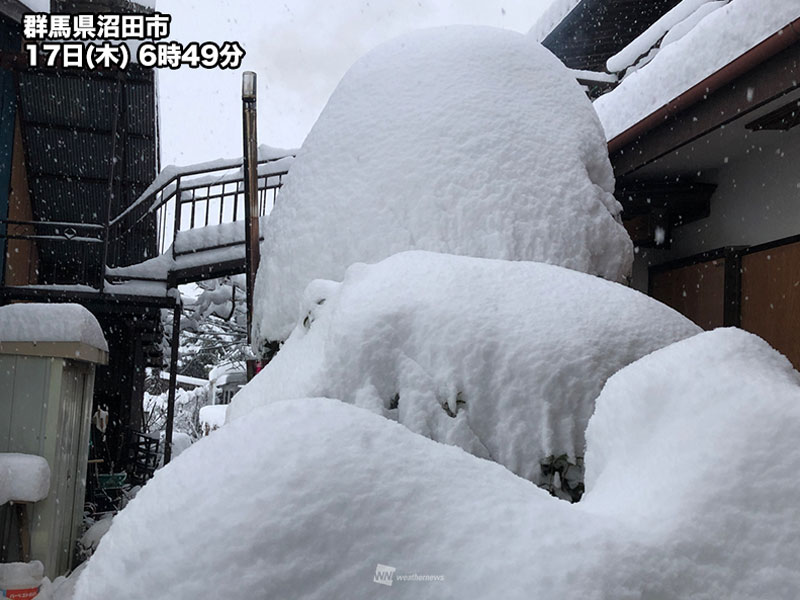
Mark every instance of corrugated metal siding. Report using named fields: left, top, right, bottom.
left=19, top=73, right=116, bottom=130
left=26, top=126, right=114, bottom=178
left=17, top=65, right=158, bottom=284
left=543, top=0, right=683, bottom=73
left=29, top=178, right=108, bottom=221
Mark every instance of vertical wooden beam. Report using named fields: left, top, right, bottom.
left=723, top=247, right=744, bottom=328
left=14, top=502, right=30, bottom=562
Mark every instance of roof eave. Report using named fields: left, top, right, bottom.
left=608, top=17, right=800, bottom=155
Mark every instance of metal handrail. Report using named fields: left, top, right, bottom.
left=0, top=154, right=294, bottom=288
left=108, top=155, right=293, bottom=258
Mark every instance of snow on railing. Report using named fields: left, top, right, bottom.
left=108, top=146, right=295, bottom=257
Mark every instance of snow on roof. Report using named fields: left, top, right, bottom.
left=20, top=0, right=49, bottom=11
left=594, top=0, right=800, bottom=141
left=208, top=361, right=245, bottom=383
left=253, top=26, right=632, bottom=343
left=605, top=0, right=721, bottom=73
left=0, top=303, right=108, bottom=352
left=0, top=453, right=50, bottom=504
left=233, top=251, right=700, bottom=484
left=528, top=0, right=582, bottom=41
left=159, top=372, right=209, bottom=387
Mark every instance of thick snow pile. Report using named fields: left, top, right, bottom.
left=232, top=252, right=699, bottom=485
left=167, top=432, right=193, bottom=458
left=73, top=329, right=800, bottom=600
left=0, top=453, right=50, bottom=504
left=253, top=26, right=632, bottom=342
left=0, top=303, right=107, bottom=351
left=74, top=399, right=614, bottom=600
left=582, top=328, right=800, bottom=595
left=595, top=0, right=800, bottom=140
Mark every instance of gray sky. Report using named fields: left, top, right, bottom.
left=156, top=0, right=556, bottom=167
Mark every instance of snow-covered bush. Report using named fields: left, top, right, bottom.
left=232, top=251, right=699, bottom=488
left=144, top=384, right=208, bottom=440
left=73, top=327, right=800, bottom=599
left=77, top=515, right=114, bottom=562
left=253, top=26, right=633, bottom=343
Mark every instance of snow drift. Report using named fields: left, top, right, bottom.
left=252, top=26, right=633, bottom=343
left=74, top=399, right=619, bottom=600
left=232, top=251, right=699, bottom=486
left=581, top=327, right=800, bottom=596
left=74, top=328, right=800, bottom=598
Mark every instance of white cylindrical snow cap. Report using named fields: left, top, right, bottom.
left=253, top=26, right=633, bottom=344
left=0, top=303, right=108, bottom=352
left=0, top=560, right=45, bottom=593
left=0, top=453, right=51, bottom=505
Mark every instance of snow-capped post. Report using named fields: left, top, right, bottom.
left=242, top=71, right=259, bottom=380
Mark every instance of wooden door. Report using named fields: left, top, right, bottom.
left=650, top=257, right=726, bottom=330
left=741, top=241, right=800, bottom=370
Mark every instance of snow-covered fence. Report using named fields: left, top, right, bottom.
left=108, top=149, right=294, bottom=261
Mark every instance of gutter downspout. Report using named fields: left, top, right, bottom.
left=608, top=17, right=800, bottom=155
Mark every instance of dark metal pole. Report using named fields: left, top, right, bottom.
left=163, top=301, right=181, bottom=465
left=242, top=71, right=260, bottom=381
left=172, top=176, right=182, bottom=262
left=101, top=73, right=123, bottom=290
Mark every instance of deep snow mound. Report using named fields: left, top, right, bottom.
left=232, top=251, right=699, bottom=487
left=75, top=348, right=800, bottom=599
left=582, top=328, right=800, bottom=596
left=73, top=399, right=626, bottom=600
left=253, top=26, right=633, bottom=343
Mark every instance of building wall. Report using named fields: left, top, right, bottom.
left=4, top=115, right=39, bottom=285
left=631, top=128, right=800, bottom=291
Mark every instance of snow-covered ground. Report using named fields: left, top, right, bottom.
left=231, top=251, right=699, bottom=487
left=69, top=329, right=800, bottom=599
left=252, top=25, right=632, bottom=343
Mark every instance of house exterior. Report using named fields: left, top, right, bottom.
left=0, top=0, right=169, bottom=479
left=542, top=0, right=800, bottom=369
